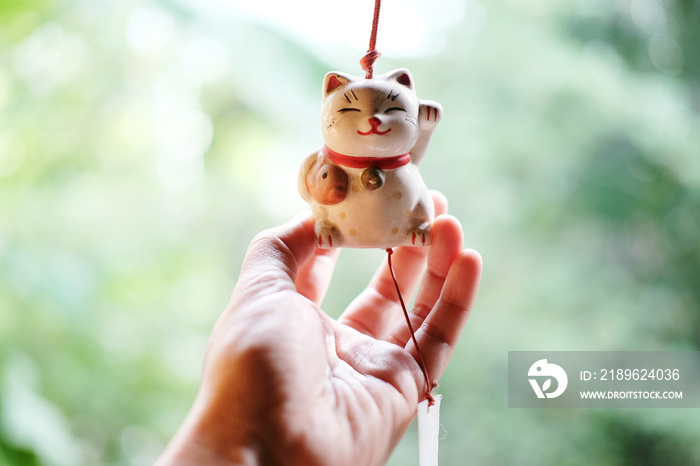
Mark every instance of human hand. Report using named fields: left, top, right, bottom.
left=157, top=193, right=482, bottom=466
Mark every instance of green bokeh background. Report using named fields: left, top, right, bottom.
left=1, top=0, right=699, bottom=465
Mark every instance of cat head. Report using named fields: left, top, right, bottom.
left=320, top=68, right=421, bottom=158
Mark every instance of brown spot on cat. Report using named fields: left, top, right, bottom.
left=305, top=157, right=348, bottom=205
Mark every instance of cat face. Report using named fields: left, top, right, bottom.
left=320, top=69, right=421, bottom=158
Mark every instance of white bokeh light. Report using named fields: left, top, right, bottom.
left=649, top=33, right=684, bottom=76
left=216, top=0, right=467, bottom=56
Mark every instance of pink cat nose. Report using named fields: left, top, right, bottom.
left=357, top=116, right=391, bottom=136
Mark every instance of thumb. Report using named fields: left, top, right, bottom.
left=235, top=213, right=316, bottom=298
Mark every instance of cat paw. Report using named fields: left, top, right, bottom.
left=419, top=101, right=443, bottom=128
left=315, top=223, right=342, bottom=249
left=409, top=226, right=431, bottom=246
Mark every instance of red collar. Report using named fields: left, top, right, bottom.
left=323, top=145, right=411, bottom=169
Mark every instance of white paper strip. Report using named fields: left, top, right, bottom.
left=417, top=394, right=442, bottom=466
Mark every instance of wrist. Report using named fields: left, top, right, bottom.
left=156, top=390, right=264, bottom=466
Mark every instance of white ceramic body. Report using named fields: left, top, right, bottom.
left=299, top=68, right=442, bottom=249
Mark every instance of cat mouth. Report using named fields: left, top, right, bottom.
left=357, top=127, right=392, bottom=136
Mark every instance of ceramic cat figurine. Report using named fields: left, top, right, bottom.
left=299, top=68, right=442, bottom=249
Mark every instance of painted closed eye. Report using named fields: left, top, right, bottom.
left=338, top=108, right=361, bottom=113
left=384, top=107, right=406, bottom=114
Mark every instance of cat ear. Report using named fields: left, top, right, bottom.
left=323, top=72, right=352, bottom=95
left=386, top=68, right=414, bottom=90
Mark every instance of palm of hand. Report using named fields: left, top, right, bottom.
left=159, top=195, right=481, bottom=466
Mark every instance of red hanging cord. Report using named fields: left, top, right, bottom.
left=360, top=0, right=382, bottom=78
left=362, top=1, right=434, bottom=404
left=386, top=248, right=436, bottom=405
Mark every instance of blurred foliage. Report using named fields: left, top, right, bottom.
left=0, top=0, right=699, bottom=465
